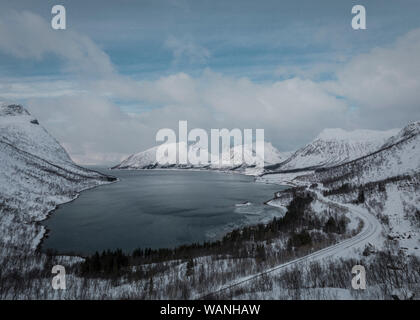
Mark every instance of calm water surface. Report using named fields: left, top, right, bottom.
left=42, top=169, right=287, bottom=254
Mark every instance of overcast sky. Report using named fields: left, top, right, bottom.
left=1, top=0, right=420, bottom=164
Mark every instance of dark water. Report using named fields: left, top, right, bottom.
left=42, top=169, right=287, bottom=255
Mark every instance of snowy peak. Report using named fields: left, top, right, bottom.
left=382, top=121, right=420, bottom=148
left=401, top=121, right=420, bottom=136
left=0, top=103, right=115, bottom=250
left=314, top=123, right=420, bottom=187
left=0, top=103, right=115, bottom=180
left=0, top=104, right=73, bottom=165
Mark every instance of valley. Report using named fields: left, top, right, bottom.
left=0, top=103, right=419, bottom=300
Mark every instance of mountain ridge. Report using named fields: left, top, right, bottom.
left=265, top=127, right=399, bottom=173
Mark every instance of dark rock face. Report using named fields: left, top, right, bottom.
left=30, top=119, right=39, bottom=125
left=0, top=104, right=30, bottom=116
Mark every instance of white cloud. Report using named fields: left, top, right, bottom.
left=324, top=28, right=420, bottom=128
left=88, top=69, right=350, bottom=153
left=0, top=11, right=419, bottom=164
left=0, top=77, right=85, bottom=100
left=0, top=11, right=115, bottom=77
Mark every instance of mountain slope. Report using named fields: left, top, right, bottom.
left=0, top=104, right=72, bottom=165
left=381, top=121, right=420, bottom=148
left=314, top=122, right=420, bottom=187
left=0, top=104, right=115, bottom=250
left=310, top=121, right=420, bottom=256
left=267, top=128, right=399, bottom=172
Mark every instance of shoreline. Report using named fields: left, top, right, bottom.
left=110, top=166, right=259, bottom=176
left=35, top=176, right=119, bottom=258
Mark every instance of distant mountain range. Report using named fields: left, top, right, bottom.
left=112, top=141, right=292, bottom=175
left=113, top=125, right=402, bottom=176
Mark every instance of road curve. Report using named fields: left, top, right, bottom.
left=199, top=194, right=382, bottom=299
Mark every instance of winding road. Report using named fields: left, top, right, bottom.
left=199, top=192, right=382, bottom=299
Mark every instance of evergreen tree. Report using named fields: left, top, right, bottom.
left=148, top=277, right=154, bottom=297
left=357, top=190, right=365, bottom=203
left=186, top=258, right=194, bottom=277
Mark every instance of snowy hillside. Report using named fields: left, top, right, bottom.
left=264, top=121, right=420, bottom=259
left=314, top=122, right=420, bottom=187
left=268, top=128, right=399, bottom=172
left=262, top=122, right=419, bottom=187
left=311, top=122, right=420, bottom=256
left=0, top=104, right=115, bottom=250
left=0, top=104, right=72, bottom=165
left=381, top=121, right=420, bottom=148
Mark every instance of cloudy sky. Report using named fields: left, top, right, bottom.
left=1, top=0, right=420, bottom=164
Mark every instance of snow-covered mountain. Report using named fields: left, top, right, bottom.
left=113, top=141, right=211, bottom=169
left=313, top=121, right=420, bottom=187
left=117, top=126, right=399, bottom=177
left=113, top=141, right=290, bottom=174
left=265, top=121, right=420, bottom=256
left=214, top=142, right=291, bottom=169
left=268, top=127, right=399, bottom=171
left=311, top=121, right=420, bottom=256
left=381, top=121, right=420, bottom=148
left=0, top=104, right=115, bottom=249
left=0, top=104, right=72, bottom=166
